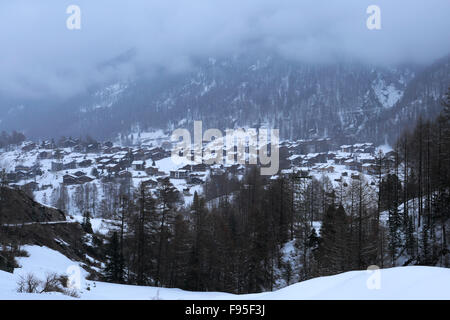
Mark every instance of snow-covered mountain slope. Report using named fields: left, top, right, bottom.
left=1, top=54, right=448, bottom=144
left=1, top=245, right=449, bottom=300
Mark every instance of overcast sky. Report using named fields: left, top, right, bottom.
left=1, top=0, right=449, bottom=99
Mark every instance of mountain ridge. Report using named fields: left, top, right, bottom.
left=0, top=53, right=448, bottom=144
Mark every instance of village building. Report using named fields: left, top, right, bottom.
left=170, top=169, right=189, bottom=179
left=132, top=160, right=146, bottom=171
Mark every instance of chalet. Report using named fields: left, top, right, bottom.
left=22, top=142, right=36, bottom=152
left=356, top=153, right=375, bottom=164
left=104, top=141, right=113, bottom=148
left=353, top=143, right=366, bottom=153
left=98, top=157, right=113, bottom=165
left=73, top=145, right=84, bottom=153
left=103, top=146, right=122, bottom=154
left=362, top=163, right=377, bottom=175
left=187, top=163, right=205, bottom=172
left=149, top=147, right=169, bottom=161
left=305, top=153, right=327, bottom=166
left=76, top=175, right=95, bottom=184
left=22, top=181, right=39, bottom=192
left=113, top=154, right=126, bottom=162
left=142, top=179, right=158, bottom=188
left=181, top=164, right=193, bottom=172
left=61, top=138, right=78, bottom=148
left=334, top=155, right=349, bottom=165
left=38, top=151, right=52, bottom=159
left=317, top=164, right=335, bottom=173
left=327, top=152, right=337, bottom=161
left=145, top=166, right=159, bottom=176
left=133, top=149, right=147, bottom=161
left=170, top=170, right=189, bottom=179
left=86, top=143, right=100, bottom=153
left=340, top=145, right=353, bottom=153
left=288, top=154, right=303, bottom=167
left=106, top=163, right=121, bottom=174
left=53, top=149, right=65, bottom=160
left=132, top=160, right=146, bottom=171
left=73, top=171, right=86, bottom=177
left=345, top=159, right=361, bottom=171
left=63, top=174, right=78, bottom=185
left=356, top=142, right=375, bottom=154
left=15, top=165, right=31, bottom=172
left=78, top=159, right=93, bottom=168
left=41, top=140, right=55, bottom=149
left=188, top=176, right=204, bottom=185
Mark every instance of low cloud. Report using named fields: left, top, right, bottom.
left=0, top=0, right=449, bottom=99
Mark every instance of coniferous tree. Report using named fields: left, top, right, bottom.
left=318, top=205, right=349, bottom=275
left=81, top=211, right=93, bottom=234
left=104, top=232, right=124, bottom=283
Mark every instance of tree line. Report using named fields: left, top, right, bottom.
left=92, top=90, right=450, bottom=293
left=2, top=91, right=449, bottom=293
left=0, top=131, right=26, bottom=149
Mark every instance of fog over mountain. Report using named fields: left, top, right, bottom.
left=0, top=0, right=449, bottom=141
left=2, top=1, right=450, bottom=302
left=1, top=0, right=450, bottom=99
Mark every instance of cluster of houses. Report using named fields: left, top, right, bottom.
left=3, top=136, right=397, bottom=199
left=52, top=146, right=172, bottom=184
left=282, top=140, right=396, bottom=176
left=7, top=164, right=43, bottom=183
left=6, top=138, right=215, bottom=196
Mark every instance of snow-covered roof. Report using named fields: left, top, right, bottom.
left=288, top=154, right=302, bottom=161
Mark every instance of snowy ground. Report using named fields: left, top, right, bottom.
left=1, top=245, right=450, bottom=300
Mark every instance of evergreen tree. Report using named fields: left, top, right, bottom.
left=318, top=205, right=349, bottom=275
left=81, top=211, right=93, bottom=234
left=104, top=232, right=124, bottom=283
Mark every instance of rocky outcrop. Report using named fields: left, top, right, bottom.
left=0, top=187, right=65, bottom=224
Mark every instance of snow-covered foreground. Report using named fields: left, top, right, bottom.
left=1, top=245, right=449, bottom=300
